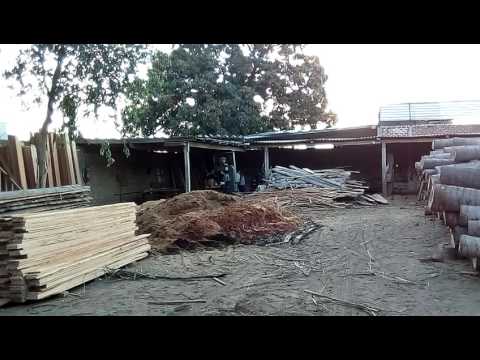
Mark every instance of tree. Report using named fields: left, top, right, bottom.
left=4, top=44, right=149, bottom=187
left=122, top=44, right=336, bottom=137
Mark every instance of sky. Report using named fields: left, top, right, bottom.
left=1, top=44, right=480, bottom=140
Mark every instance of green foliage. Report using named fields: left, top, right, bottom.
left=4, top=44, right=150, bottom=138
left=122, top=44, right=336, bottom=137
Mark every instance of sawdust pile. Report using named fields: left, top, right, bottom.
left=137, top=190, right=301, bottom=253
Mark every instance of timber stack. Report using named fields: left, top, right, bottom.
left=252, top=165, right=388, bottom=208
left=0, top=132, right=82, bottom=192
left=416, top=137, right=480, bottom=272
left=0, top=185, right=92, bottom=215
left=0, top=203, right=150, bottom=306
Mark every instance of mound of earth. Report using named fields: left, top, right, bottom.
left=136, top=190, right=301, bottom=253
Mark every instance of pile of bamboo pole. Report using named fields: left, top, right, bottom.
left=251, top=165, right=388, bottom=209
left=416, top=137, right=480, bottom=272
left=0, top=203, right=150, bottom=306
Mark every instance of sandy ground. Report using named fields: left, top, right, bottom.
left=2, top=195, right=480, bottom=316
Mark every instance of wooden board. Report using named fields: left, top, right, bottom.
left=22, top=146, right=38, bottom=189
left=7, top=136, right=27, bottom=189
left=63, top=133, right=76, bottom=185
left=70, top=140, right=82, bottom=185
left=45, top=135, right=54, bottom=187
left=48, top=133, right=61, bottom=187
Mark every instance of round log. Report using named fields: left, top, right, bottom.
left=439, top=166, right=480, bottom=189
left=421, top=153, right=453, bottom=160
left=444, top=145, right=480, bottom=163
left=459, top=235, right=480, bottom=258
left=433, top=137, right=480, bottom=150
left=468, top=220, right=480, bottom=237
left=444, top=211, right=459, bottom=228
left=428, top=184, right=480, bottom=212
left=459, top=205, right=480, bottom=226
left=420, top=158, right=455, bottom=170
left=430, top=150, right=446, bottom=155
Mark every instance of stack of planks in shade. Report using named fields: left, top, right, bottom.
left=416, top=137, right=480, bottom=272
left=0, top=203, right=150, bottom=306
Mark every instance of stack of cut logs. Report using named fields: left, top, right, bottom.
left=0, top=203, right=150, bottom=306
left=416, top=137, right=480, bottom=271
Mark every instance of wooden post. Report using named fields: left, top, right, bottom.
left=232, top=150, right=237, bottom=192
left=381, top=141, right=387, bottom=196
left=184, top=142, right=191, bottom=193
left=7, top=135, right=27, bottom=189
left=70, top=140, right=82, bottom=185
left=264, top=146, right=270, bottom=179
left=49, top=133, right=61, bottom=186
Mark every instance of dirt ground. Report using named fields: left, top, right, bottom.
left=2, top=195, right=480, bottom=316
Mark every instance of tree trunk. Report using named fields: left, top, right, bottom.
left=459, top=235, right=480, bottom=258
left=468, top=220, right=480, bottom=237
left=459, top=205, right=480, bottom=226
left=428, top=184, right=480, bottom=212
left=420, top=157, right=454, bottom=170
left=433, top=137, right=480, bottom=150
left=36, top=51, right=65, bottom=188
left=443, top=145, right=480, bottom=163
left=439, top=165, right=480, bottom=189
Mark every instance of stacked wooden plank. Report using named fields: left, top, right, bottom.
left=0, top=203, right=150, bottom=305
left=0, top=132, right=82, bottom=192
left=252, top=165, right=387, bottom=208
left=416, top=138, right=480, bottom=272
left=0, top=185, right=92, bottom=216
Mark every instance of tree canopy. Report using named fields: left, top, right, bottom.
left=4, top=44, right=149, bottom=185
left=122, top=44, right=336, bottom=138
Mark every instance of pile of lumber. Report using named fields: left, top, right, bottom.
left=0, top=203, right=150, bottom=305
left=0, top=185, right=92, bottom=216
left=416, top=137, right=480, bottom=272
left=254, top=165, right=387, bottom=208
left=0, top=132, right=82, bottom=192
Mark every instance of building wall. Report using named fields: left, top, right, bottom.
left=78, top=146, right=183, bottom=205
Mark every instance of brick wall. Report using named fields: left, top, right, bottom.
left=378, top=124, right=480, bottom=138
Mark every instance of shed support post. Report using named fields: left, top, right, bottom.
left=381, top=141, right=387, bottom=196
left=263, top=147, right=270, bottom=179
left=184, top=142, right=191, bottom=193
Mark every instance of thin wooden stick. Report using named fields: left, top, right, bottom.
left=305, top=290, right=381, bottom=316
left=148, top=299, right=206, bottom=305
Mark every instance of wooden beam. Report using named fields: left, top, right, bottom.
left=232, top=151, right=237, bottom=192
left=7, top=135, right=27, bottom=189
left=45, top=136, right=54, bottom=187
left=264, top=146, right=270, bottom=179
left=63, top=133, right=76, bottom=185
left=381, top=141, right=387, bottom=196
left=188, top=142, right=245, bottom=152
left=184, top=142, right=191, bottom=193
left=49, top=133, right=61, bottom=186
left=70, top=140, right=82, bottom=185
